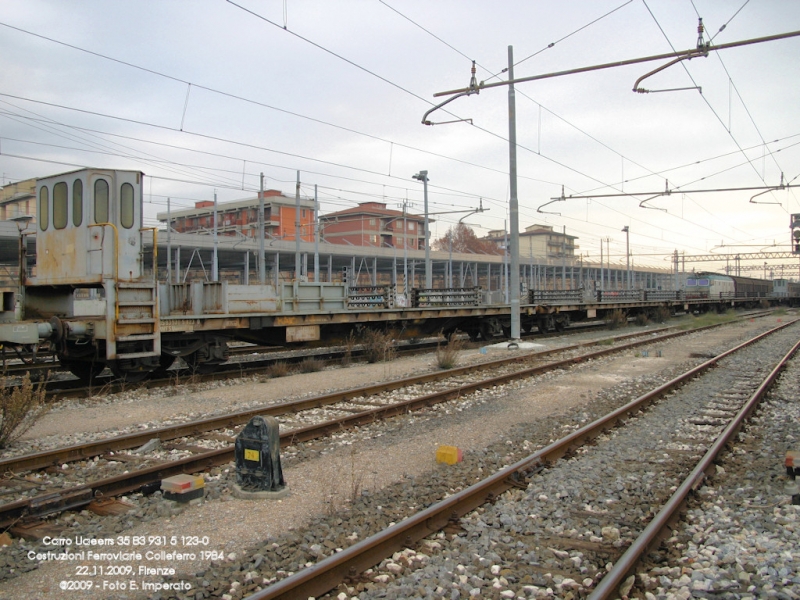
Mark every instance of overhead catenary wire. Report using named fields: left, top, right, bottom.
left=640, top=2, right=790, bottom=210
left=1, top=6, right=792, bottom=260
left=0, top=94, right=780, bottom=258
left=0, top=21, right=517, bottom=185
left=0, top=10, right=755, bottom=243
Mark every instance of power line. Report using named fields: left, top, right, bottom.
left=0, top=20, right=521, bottom=185
left=390, top=4, right=779, bottom=248
left=640, top=1, right=784, bottom=207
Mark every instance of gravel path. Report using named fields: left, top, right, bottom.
left=0, top=314, right=790, bottom=599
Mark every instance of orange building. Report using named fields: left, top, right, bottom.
left=320, top=201, right=427, bottom=249
left=157, top=190, right=316, bottom=241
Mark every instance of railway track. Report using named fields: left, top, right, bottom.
left=0, top=313, right=793, bottom=598
left=6, top=311, right=766, bottom=396
left=0, top=315, right=782, bottom=530
left=10, top=320, right=620, bottom=399
left=237, top=319, right=800, bottom=600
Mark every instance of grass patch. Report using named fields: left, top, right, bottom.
left=0, top=373, right=49, bottom=448
left=360, top=329, right=396, bottom=364
left=435, top=336, right=465, bottom=370
left=677, top=310, right=738, bottom=330
left=606, top=310, right=628, bottom=330
left=341, top=332, right=357, bottom=367
left=266, top=361, right=292, bottom=378
left=298, top=357, right=326, bottom=373
left=652, top=305, right=672, bottom=323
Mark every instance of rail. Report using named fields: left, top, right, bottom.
left=528, top=289, right=584, bottom=304
left=243, top=320, right=797, bottom=600
left=596, top=289, right=644, bottom=302
left=411, top=287, right=481, bottom=307
left=589, top=334, right=800, bottom=598
left=346, top=285, right=394, bottom=309
left=643, top=290, right=683, bottom=301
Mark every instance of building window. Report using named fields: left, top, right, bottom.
left=120, top=183, right=134, bottom=229
left=409, top=222, right=415, bottom=231
left=53, top=182, right=68, bottom=230
left=73, top=179, right=83, bottom=226
left=94, top=179, right=109, bottom=224
left=38, top=186, right=49, bottom=231
left=369, top=218, right=376, bottom=227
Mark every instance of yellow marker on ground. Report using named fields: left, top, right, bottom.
left=436, top=445, right=463, bottom=465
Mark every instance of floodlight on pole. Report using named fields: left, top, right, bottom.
left=622, top=225, right=630, bottom=289
left=412, top=170, right=432, bottom=288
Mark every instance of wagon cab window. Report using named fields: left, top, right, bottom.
left=53, top=182, right=68, bottom=230
left=94, top=179, right=109, bottom=224
left=72, top=179, right=83, bottom=226
left=120, top=182, right=134, bottom=229
left=38, top=186, right=49, bottom=231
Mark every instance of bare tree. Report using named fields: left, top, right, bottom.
left=433, top=223, right=500, bottom=254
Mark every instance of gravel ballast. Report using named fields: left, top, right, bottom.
left=0, top=315, right=794, bottom=599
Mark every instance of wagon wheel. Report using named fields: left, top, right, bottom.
left=109, top=359, right=153, bottom=383
left=60, top=359, right=105, bottom=384
left=151, top=354, right=177, bottom=378
left=184, top=351, right=223, bottom=375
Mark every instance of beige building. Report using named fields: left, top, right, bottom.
left=484, top=224, right=578, bottom=260
left=0, top=178, right=36, bottom=225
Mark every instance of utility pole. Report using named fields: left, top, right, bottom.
left=622, top=226, right=630, bottom=290
left=561, top=225, right=566, bottom=290
left=167, top=198, right=172, bottom=284
left=600, top=238, right=604, bottom=292
left=674, top=249, right=679, bottom=290
left=212, top=191, right=219, bottom=282
left=259, top=173, right=265, bottom=284
left=295, top=171, right=301, bottom=281
left=314, top=184, right=319, bottom=282
left=507, top=46, right=521, bottom=340
left=403, top=199, right=408, bottom=298
left=426, top=27, right=800, bottom=338
left=412, top=170, right=431, bottom=288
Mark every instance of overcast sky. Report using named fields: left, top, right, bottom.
left=1, top=0, right=799, bottom=273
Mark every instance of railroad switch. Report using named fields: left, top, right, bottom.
left=233, top=415, right=287, bottom=499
